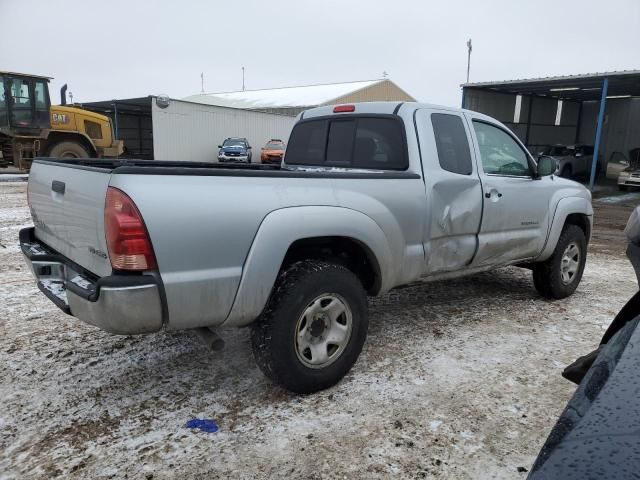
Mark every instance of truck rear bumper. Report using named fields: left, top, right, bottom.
left=20, top=227, right=163, bottom=334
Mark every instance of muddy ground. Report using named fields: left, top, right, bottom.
left=0, top=182, right=638, bottom=479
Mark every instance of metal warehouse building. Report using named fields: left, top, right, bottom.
left=82, top=97, right=295, bottom=162
left=462, top=70, right=640, bottom=187
left=82, top=78, right=415, bottom=161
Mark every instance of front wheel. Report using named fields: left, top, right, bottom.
left=532, top=224, right=587, bottom=299
left=250, top=260, right=368, bottom=394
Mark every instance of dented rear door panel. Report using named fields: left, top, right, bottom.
left=414, top=108, right=483, bottom=275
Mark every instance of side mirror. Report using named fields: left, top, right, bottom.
left=217, top=145, right=222, bottom=148
left=537, top=155, right=557, bottom=177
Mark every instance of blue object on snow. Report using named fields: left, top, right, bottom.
left=185, top=418, right=219, bottom=433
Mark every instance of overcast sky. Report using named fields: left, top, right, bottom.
left=2, top=0, right=639, bottom=107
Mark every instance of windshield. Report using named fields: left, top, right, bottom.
left=265, top=142, right=284, bottom=150
left=223, top=139, right=245, bottom=147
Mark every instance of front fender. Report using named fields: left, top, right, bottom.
left=222, top=206, right=395, bottom=327
left=536, top=196, right=593, bottom=262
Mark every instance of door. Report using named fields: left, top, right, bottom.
left=468, top=118, right=554, bottom=267
left=6, top=77, right=35, bottom=129
left=415, top=109, right=483, bottom=275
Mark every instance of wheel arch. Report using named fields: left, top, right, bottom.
left=44, top=131, right=97, bottom=157
left=222, top=206, right=394, bottom=328
left=536, top=197, right=593, bottom=262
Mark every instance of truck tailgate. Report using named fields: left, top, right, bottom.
left=28, top=161, right=113, bottom=277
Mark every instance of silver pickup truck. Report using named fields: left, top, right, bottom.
left=21, top=101, right=593, bottom=393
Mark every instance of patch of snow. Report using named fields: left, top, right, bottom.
left=39, top=279, right=67, bottom=303
left=595, top=192, right=640, bottom=204
left=70, top=275, right=93, bottom=290
left=429, top=420, right=443, bottom=431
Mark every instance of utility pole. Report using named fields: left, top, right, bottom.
left=69, top=91, right=74, bottom=103
left=466, top=39, right=472, bottom=83
left=201, top=72, right=204, bottom=93
left=242, top=67, right=245, bottom=91
left=382, top=71, right=388, bottom=79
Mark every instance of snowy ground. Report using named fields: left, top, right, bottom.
left=0, top=182, right=637, bottom=479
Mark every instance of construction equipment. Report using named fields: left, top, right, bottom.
left=0, top=71, right=123, bottom=170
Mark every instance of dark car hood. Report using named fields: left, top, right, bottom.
left=529, top=316, right=640, bottom=479
left=220, top=146, right=246, bottom=153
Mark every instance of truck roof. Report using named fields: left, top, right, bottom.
left=299, top=101, right=509, bottom=128
left=300, top=101, right=473, bottom=118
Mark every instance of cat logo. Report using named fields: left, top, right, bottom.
left=52, top=113, right=69, bottom=124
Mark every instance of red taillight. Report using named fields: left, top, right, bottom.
left=333, top=104, right=355, bottom=113
left=104, top=187, right=157, bottom=271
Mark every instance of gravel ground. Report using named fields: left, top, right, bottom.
left=0, top=182, right=638, bottom=479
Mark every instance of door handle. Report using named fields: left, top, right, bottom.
left=485, top=191, right=503, bottom=199
left=51, top=180, right=66, bottom=194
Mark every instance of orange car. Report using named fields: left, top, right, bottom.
left=260, top=139, right=286, bottom=164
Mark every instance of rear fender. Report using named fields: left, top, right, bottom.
left=222, top=206, right=393, bottom=327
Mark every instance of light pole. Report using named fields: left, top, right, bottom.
left=466, top=39, right=472, bottom=84
left=242, top=67, right=245, bottom=91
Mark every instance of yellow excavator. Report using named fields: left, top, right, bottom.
left=0, top=71, right=123, bottom=170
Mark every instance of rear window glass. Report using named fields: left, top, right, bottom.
left=326, top=120, right=355, bottom=166
left=285, top=116, right=407, bottom=170
left=431, top=113, right=472, bottom=175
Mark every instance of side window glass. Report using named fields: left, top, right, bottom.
left=10, top=79, right=32, bottom=107
left=34, top=81, right=47, bottom=108
left=472, top=121, right=531, bottom=176
left=431, top=113, right=473, bottom=175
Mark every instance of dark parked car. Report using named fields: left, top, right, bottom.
left=218, top=137, right=252, bottom=163
left=529, top=207, right=640, bottom=479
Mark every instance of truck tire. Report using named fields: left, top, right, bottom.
left=48, top=141, right=90, bottom=158
left=560, top=165, right=572, bottom=178
left=250, top=260, right=368, bottom=394
left=532, top=224, right=587, bottom=299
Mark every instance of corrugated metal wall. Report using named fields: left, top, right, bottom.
left=464, top=88, right=581, bottom=153
left=464, top=88, right=640, bottom=164
left=579, top=98, right=640, bottom=161
left=152, top=99, right=296, bottom=162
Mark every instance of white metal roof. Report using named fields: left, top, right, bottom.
left=462, top=69, right=640, bottom=88
left=183, top=79, right=385, bottom=109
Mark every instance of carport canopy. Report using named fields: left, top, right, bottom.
left=462, top=70, right=640, bottom=188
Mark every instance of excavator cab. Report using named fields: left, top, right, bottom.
left=0, top=72, right=51, bottom=134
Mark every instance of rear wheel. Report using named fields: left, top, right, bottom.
left=533, top=224, right=587, bottom=299
left=48, top=141, right=90, bottom=158
left=560, top=165, right=572, bottom=178
left=250, top=260, right=368, bottom=393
